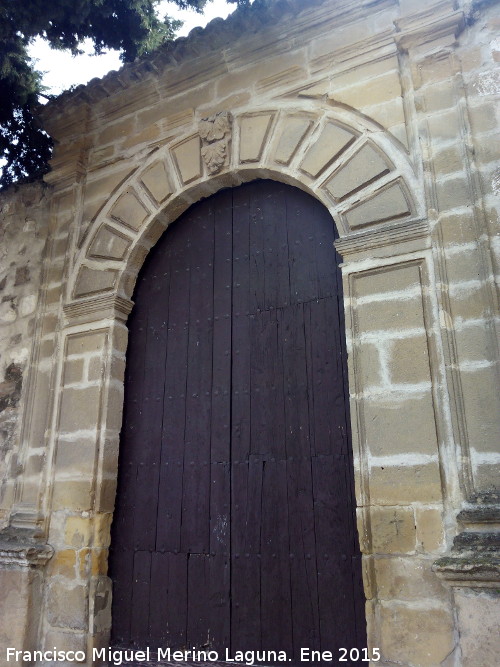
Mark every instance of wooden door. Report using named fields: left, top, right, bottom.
left=109, top=180, right=365, bottom=662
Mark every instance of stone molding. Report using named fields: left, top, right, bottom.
left=0, top=529, right=53, bottom=569
left=394, top=3, right=465, bottom=53
left=68, top=103, right=424, bottom=303
left=434, top=499, right=500, bottom=588
left=63, top=294, right=133, bottom=326
left=334, top=217, right=430, bottom=257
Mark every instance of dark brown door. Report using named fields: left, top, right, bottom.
left=109, top=180, right=365, bottom=662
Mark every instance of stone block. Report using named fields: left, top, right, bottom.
left=415, top=507, right=445, bottom=552
left=96, top=117, right=135, bottom=146
left=67, top=332, right=107, bottom=357
left=370, top=506, right=416, bottom=554
left=93, top=513, right=113, bottom=548
left=459, top=366, right=500, bottom=454
left=0, top=568, right=30, bottom=658
left=239, top=113, right=274, bottom=163
left=324, top=143, right=390, bottom=201
left=300, top=122, right=356, bottom=178
left=54, top=436, right=97, bottom=477
left=47, top=582, right=87, bottom=630
left=427, top=109, right=461, bottom=144
left=369, top=463, right=443, bottom=505
left=58, top=386, right=101, bottom=433
left=48, top=549, right=77, bottom=578
left=436, top=176, right=472, bottom=212
left=366, top=97, right=406, bottom=132
left=257, top=65, right=306, bottom=93
left=52, top=479, right=94, bottom=511
left=473, top=461, right=500, bottom=493
left=110, top=189, right=150, bottom=231
left=44, top=628, right=87, bottom=655
left=432, top=144, right=465, bottom=176
left=88, top=356, right=104, bottom=382
left=374, top=556, right=448, bottom=601
left=355, top=342, right=382, bottom=388
left=468, top=101, right=499, bottom=135
left=353, top=264, right=421, bottom=300
left=389, top=335, right=431, bottom=384
left=454, top=323, right=496, bottom=363
left=171, top=135, right=202, bottom=184
left=217, top=52, right=305, bottom=99
left=121, top=122, right=163, bottom=150
left=88, top=225, right=132, bottom=261
left=104, top=385, right=125, bottom=431
left=380, top=602, right=454, bottom=666
left=355, top=295, right=425, bottom=333
left=363, top=393, right=438, bottom=456
left=73, top=266, right=118, bottom=298
left=273, top=116, right=313, bottom=166
left=420, top=81, right=455, bottom=113
left=65, top=516, right=92, bottom=548
left=345, top=181, right=412, bottom=228
left=140, top=160, right=172, bottom=205
left=63, top=358, right=85, bottom=385
left=82, top=166, right=135, bottom=223
left=332, top=71, right=402, bottom=109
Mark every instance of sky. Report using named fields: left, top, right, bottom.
left=28, top=0, right=237, bottom=98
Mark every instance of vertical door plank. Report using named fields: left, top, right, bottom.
left=187, top=553, right=210, bottom=648
left=166, top=552, right=188, bottom=648
left=260, top=459, right=293, bottom=652
left=286, top=457, right=321, bottom=654
left=130, top=551, right=152, bottom=646
left=279, top=303, right=311, bottom=461
left=149, top=552, right=170, bottom=644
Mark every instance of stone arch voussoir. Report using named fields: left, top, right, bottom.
left=71, top=103, right=424, bottom=304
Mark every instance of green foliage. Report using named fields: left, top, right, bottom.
left=0, top=0, right=247, bottom=189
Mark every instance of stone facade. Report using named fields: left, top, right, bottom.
left=0, top=0, right=498, bottom=665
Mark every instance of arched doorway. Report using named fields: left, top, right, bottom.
left=109, top=179, right=365, bottom=662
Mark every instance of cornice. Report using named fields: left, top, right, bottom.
left=334, top=218, right=430, bottom=257
left=0, top=529, right=53, bottom=569
left=63, top=294, right=133, bottom=326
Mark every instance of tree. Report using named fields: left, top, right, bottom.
left=0, top=0, right=248, bottom=189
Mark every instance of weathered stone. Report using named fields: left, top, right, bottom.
left=345, top=181, right=412, bottom=228
left=110, top=189, right=150, bottom=231
left=416, top=507, right=445, bottom=553
left=324, top=143, right=391, bottom=200
left=355, top=295, right=425, bottom=332
left=363, top=393, right=438, bottom=456
left=239, top=113, right=274, bottom=163
left=47, top=582, right=87, bottom=630
left=74, top=266, right=118, bottom=298
left=63, top=358, right=85, bottom=386
left=375, top=556, right=449, bottom=600
left=370, top=506, right=416, bottom=554
left=171, top=135, right=202, bottom=184
left=65, top=516, right=92, bottom=549
left=88, top=224, right=132, bottom=261
left=455, top=587, right=500, bottom=666
left=380, top=602, right=454, bottom=666
left=58, top=386, right=101, bottom=433
left=369, top=462, right=443, bottom=505
left=67, top=331, right=107, bottom=357
left=140, top=160, right=172, bottom=204
left=300, top=122, right=355, bottom=178
left=273, top=116, right=313, bottom=165
left=389, top=335, right=431, bottom=384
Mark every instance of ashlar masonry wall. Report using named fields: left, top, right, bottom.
left=0, top=0, right=498, bottom=666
